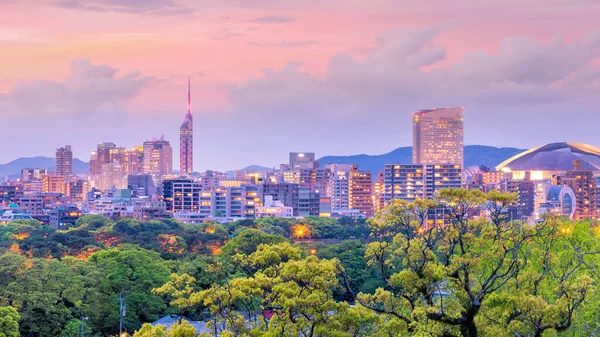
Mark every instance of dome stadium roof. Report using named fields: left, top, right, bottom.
left=495, top=142, right=600, bottom=172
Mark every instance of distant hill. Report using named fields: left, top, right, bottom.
left=318, top=145, right=526, bottom=174
left=0, top=157, right=89, bottom=179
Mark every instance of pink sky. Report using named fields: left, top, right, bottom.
left=0, top=0, right=599, bottom=170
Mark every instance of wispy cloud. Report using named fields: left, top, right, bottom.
left=54, top=0, right=192, bottom=16
left=249, top=15, right=296, bottom=23
left=247, top=40, right=319, bottom=47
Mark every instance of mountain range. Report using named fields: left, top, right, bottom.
left=0, top=157, right=89, bottom=179
left=317, top=145, right=526, bottom=174
left=0, top=145, right=526, bottom=179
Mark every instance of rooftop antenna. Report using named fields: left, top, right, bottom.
left=187, top=75, right=191, bottom=115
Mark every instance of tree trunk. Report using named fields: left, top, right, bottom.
left=460, top=320, right=478, bottom=337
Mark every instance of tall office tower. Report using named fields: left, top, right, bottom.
left=412, top=107, right=464, bottom=167
left=55, top=145, right=73, bottom=176
left=180, top=76, right=194, bottom=175
left=349, top=166, right=374, bottom=216
left=553, top=160, right=598, bottom=220
left=384, top=164, right=462, bottom=203
left=289, top=152, right=317, bottom=169
left=128, top=146, right=144, bottom=174
left=143, top=136, right=173, bottom=178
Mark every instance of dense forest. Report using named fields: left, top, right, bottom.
left=1, top=189, right=600, bottom=337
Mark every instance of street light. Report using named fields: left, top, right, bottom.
left=81, top=316, right=89, bottom=337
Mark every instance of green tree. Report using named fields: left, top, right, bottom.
left=356, top=189, right=599, bottom=337
left=90, top=246, right=171, bottom=334
left=0, top=306, right=20, bottom=337
left=132, top=323, right=168, bottom=337
left=168, top=321, right=197, bottom=337
left=58, top=319, right=98, bottom=337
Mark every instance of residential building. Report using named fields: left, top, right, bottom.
left=21, top=168, right=48, bottom=182
left=163, top=178, right=202, bottom=212
left=412, top=107, right=464, bottom=167
left=349, top=167, right=374, bottom=216
left=56, top=145, right=73, bottom=176
left=127, top=174, right=156, bottom=197
left=384, top=164, right=462, bottom=203
left=326, top=164, right=353, bottom=211
left=256, top=195, right=294, bottom=218
left=297, top=187, right=320, bottom=217
left=42, top=175, right=67, bottom=194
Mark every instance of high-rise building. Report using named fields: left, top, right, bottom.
left=326, top=164, right=353, bottom=211
left=143, top=136, right=173, bottom=178
left=127, top=146, right=144, bottom=174
left=384, top=164, right=462, bottom=203
left=56, top=145, right=73, bottom=176
left=412, top=107, right=464, bottom=167
left=552, top=160, right=598, bottom=220
left=90, top=142, right=129, bottom=190
left=349, top=167, right=374, bottom=216
left=180, top=76, right=194, bottom=175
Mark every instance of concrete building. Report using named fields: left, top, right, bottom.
left=18, top=196, right=44, bottom=215
left=349, top=167, right=374, bottom=216
left=127, top=146, right=144, bottom=175
left=43, top=175, right=67, bottom=194
left=163, top=178, right=202, bottom=212
left=384, top=164, right=462, bottom=203
left=506, top=176, right=535, bottom=221
left=256, top=195, right=294, bottom=218
left=143, top=136, right=173, bottom=179
left=55, top=145, right=73, bottom=176
left=99, top=161, right=127, bottom=190
left=180, top=77, right=194, bottom=175
left=552, top=160, right=598, bottom=220
left=289, top=152, right=316, bottom=169
left=68, top=180, right=89, bottom=200
left=412, top=107, right=464, bottom=167
left=297, top=187, right=320, bottom=217
left=21, top=168, right=48, bottom=182
left=127, top=174, right=156, bottom=197
left=326, top=164, right=354, bottom=211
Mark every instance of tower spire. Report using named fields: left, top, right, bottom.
left=187, top=75, right=191, bottom=115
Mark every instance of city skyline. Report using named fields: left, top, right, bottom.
left=0, top=1, right=599, bottom=171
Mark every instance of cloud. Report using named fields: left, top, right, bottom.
left=55, top=0, right=191, bottom=15
left=1, top=59, right=152, bottom=116
left=247, top=40, right=319, bottom=48
left=249, top=15, right=296, bottom=23
left=227, top=25, right=600, bottom=150
left=209, top=29, right=245, bottom=41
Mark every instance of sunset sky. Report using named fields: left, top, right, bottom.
left=1, top=0, right=599, bottom=171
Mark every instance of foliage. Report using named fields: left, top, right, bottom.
left=132, top=323, right=167, bottom=337
left=0, top=306, right=20, bottom=337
